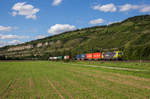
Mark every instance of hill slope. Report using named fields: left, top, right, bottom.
left=0, top=15, right=150, bottom=60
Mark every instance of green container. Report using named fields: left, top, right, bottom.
left=57, top=56, right=63, bottom=60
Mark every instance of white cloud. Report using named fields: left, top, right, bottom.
left=52, top=0, right=62, bottom=6
left=0, top=26, right=18, bottom=33
left=119, top=4, right=150, bottom=12
left=12, top=11, right=17, bottom=16
left=0, top=40, right=23, bottom=47
left=92, top=3, right=150, bottom=13
left=0, top=26, right=12, bottom=32
left=48, top=24, right=76, bottom=34
left=89, top=18, right=104, bottom=25
left=9, top=40, right=23, bottom=45
left=12, top=2, right=40, bottom=20
left=35, top=35, right=46, bottom=39
left=119, top=4, right=139, bottom=12
left=0, top=34, right=29, bottom=39
left=140, top=6, right=150, bottom=12
left=93, top=3, right=117, bottom=12
left=0, top=41, right=8, bottom=47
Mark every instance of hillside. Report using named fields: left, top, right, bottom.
left=0, top=15, right=150, bottom=60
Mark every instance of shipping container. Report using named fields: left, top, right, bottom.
left=49, top=57, right=53, bottom=60
left=86, top=53, right=93, bottom=60
left=76, top=55, right=81, bottom=60
left=64, top=56, right=70, bottom=60
left=102, top=52, right=114, bottom=60
left=53, top=57, right=58, bottom=60
left=81, top=54, right=86, bottom=60
left=93, top=52, right=102, bottom=60
left=57, top=56, right=63, bottom=60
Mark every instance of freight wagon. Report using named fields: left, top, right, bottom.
left=86, top=53, right=102, bottom=60
left=81, top=54, right=86, bottom=60
left=86, top=53, right=93, bottom=60
left=93, top=53, right=102, bottom=60
left=57, top=56, right=63, bottom=60
left=76, top=54, right=86, bottom=60
left=48, top=57, right=57, bottom=60
left=64, top=56, right=70, bottom=60
left=76, top=55, right=81, bottom=60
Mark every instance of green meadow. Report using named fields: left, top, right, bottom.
left=0, top=61, right=150, bottom=99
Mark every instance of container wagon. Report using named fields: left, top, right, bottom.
left=64, top=56, right=70, bottom=60
left=76, top=55, right=81, bottom=60
left=102, top=52, right=113, bottom=60
left=57, top=56, right=63, bottom=60
left=81, top=54, right=86, bottom=60
left=92, top=52, right=102, bottom=60
left=86, top=53, right=93, bottom=60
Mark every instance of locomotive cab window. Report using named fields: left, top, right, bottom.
left=118, top=52, right=123, bottom=55
left=113, top=53, right=116, bottom=56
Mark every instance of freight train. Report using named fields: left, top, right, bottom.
left=49, top=51, right=123, bottom=61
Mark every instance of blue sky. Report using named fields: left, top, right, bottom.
left=0, top=0, right=150, bottom=47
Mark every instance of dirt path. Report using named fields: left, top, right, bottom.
left=29, top=78, right=34, bottom=99
left=36, top=92, right=40, bottom=99
left=47, top=79, right=65, bottom=99
left=54, top=81, right=74, bottom=99
left=65, top=63, right=147, bottom=71
left=0, top=79, right=17, bottom=98
left=0, top=80, right=13, bottom=98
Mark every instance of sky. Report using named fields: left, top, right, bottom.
left=0, top=0, right=150, bottom=47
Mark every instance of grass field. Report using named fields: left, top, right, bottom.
left=0, top=61, right=150, bottom=99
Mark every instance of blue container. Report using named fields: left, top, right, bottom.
left=76, top=55, right=81, bottom=60
left=81, top=54, right=86, bottom=59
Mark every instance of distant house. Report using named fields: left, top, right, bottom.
left=8, top=45, right=33, bottom=51
left=37, top=43, right=43, bottom=47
